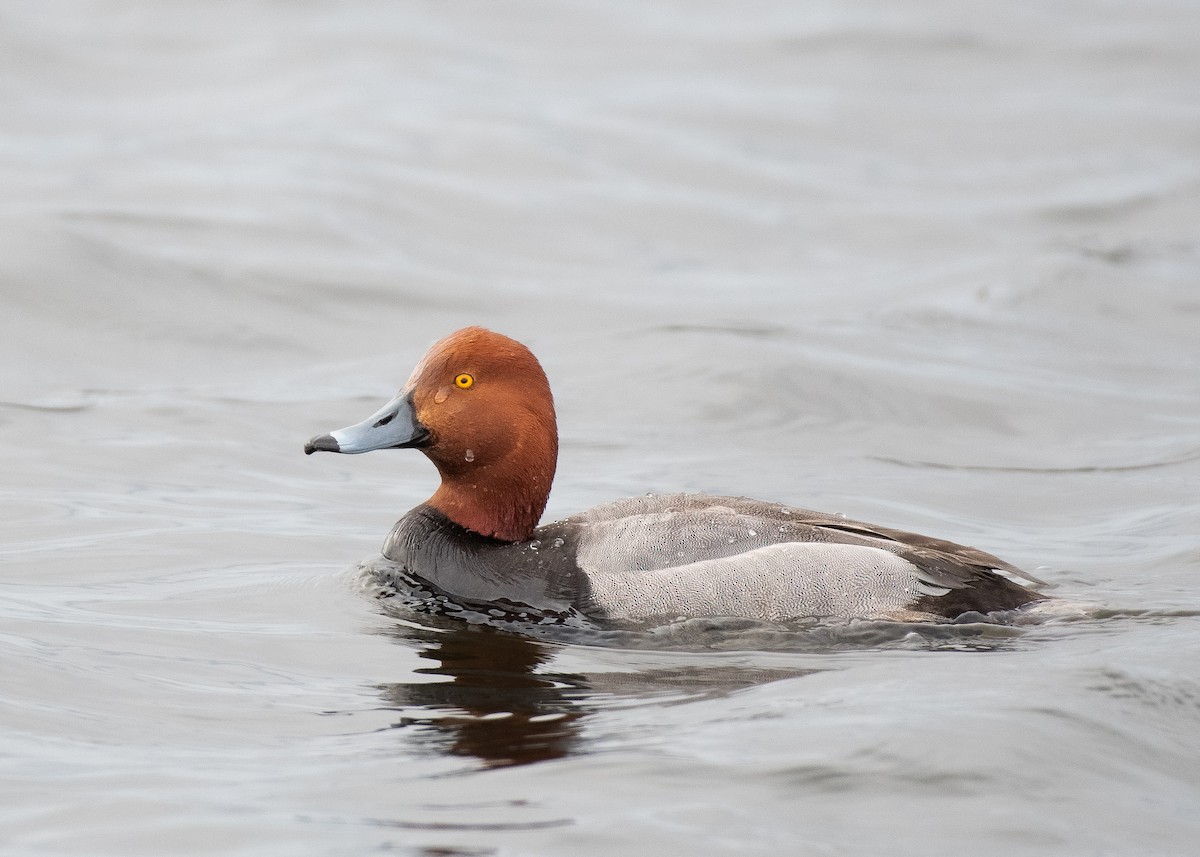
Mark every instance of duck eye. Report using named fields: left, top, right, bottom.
left=454, top=373, right=474, bottom=389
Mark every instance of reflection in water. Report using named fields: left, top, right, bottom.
left=378, top=624, right=588, bottom=768
left=376, top=622, right=820, bottom=769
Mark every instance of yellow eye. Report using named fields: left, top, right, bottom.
left=454, top=373, right=474, bottom=389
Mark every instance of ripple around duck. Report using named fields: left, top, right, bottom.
left=873, top=446, right=1200, bottom=474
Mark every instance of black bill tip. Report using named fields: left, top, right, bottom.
left=304, top=434, right=341, bottom=455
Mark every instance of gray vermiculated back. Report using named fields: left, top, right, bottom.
left=569, top=494, right=948, bottom=620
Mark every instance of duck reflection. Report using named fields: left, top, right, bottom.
left=376, top=622, right=821, bottom=770
left=377, top=624, right=588, bottom=768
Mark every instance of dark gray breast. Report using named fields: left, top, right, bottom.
left=381, top=504, right=593, bottom=618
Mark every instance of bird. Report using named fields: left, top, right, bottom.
left=305, top=326, right=1045, bottom=625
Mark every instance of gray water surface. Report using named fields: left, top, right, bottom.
left=2, top=2, right=1199, bottom=855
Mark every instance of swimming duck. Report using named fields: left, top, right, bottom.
left=305, top=326, right=1045, bottom=624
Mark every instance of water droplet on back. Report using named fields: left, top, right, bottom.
left=464, top=449, right=475, bottom=462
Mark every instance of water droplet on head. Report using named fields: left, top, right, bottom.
left=464, top=449, right=475, bottom=462
left=748, top=529, right=757, bottom=537
left=551, top=537, right=564, bottom=548
left=528, top=539, right=540, bottom=551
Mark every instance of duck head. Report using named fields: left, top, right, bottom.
left=305, top=326, right=558, bottom=542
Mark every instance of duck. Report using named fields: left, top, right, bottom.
left=305, top=326, right=1046, bottom=625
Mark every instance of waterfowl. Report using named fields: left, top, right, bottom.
left=305, top=326, right=1045, bottom=624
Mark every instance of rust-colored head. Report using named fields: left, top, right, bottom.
left=305, top=327, right=558, bottom=542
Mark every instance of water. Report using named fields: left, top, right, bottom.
left=2, top=1, right=1199, bottom=854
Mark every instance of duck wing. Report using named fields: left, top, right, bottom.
left=563, top=493, right=1043, bottom=621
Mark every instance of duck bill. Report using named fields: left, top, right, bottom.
left=304, top=391, right=430, bottom=455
